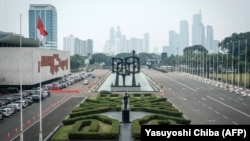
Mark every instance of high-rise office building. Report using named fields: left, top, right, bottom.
left=29, top=4, right=57, bottom=49
left=179, top=20, right=189, bottom=55
left=169, top=30, right=179, bottom=55
left=192, top=11, right=205, bottom=47
left=109, top=27, right=115, bottom=45
left=63, top=35, right=84, bottom=55
left=86, top=39, right=93, bottom=56
left=206, top=25, right=214, bottom=52
left=116, top=26, right=121, bottom=39
left=144, top=33, right=150, bottom=53
left=63, top=35, right=93, bottom=56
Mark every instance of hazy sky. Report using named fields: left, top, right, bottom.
left=0, top=0, right=249, bottom=53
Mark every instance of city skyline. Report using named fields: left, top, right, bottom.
left=0, top=0, right=249, bottom=53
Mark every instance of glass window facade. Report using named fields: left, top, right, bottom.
left=29, top=4, right=57, bottom=49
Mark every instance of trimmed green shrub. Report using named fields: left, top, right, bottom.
left=89, top=120, right=99, bottom=132
left=67, top=115, right=120, bottom=140
left=132, top=114, right=191, bottom=139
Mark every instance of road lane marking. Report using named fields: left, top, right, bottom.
left=232, top=121, right=238, bottom=125
left=223, top=115, right=228, bottom=119
left=207, top=96, right=250, bottom=118
left=165, top=76, right=198, bottom=92
left=208, top=106, right=213, bottom=110
left=215, top=110, right=220, bottom=114
left=201, top=97, right=206, bottom=101
left=219, top=97, right=224, bottom=101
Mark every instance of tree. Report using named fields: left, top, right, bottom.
left=92, top=53, right=111, bottom=65
left=70, top=54, right=85, bottom=71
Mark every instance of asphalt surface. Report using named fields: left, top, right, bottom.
left=143, top=69, right=250, bottom=125
left=0, top=69, right=109, bottom=141
left=12, top=96, right=85, bottom=141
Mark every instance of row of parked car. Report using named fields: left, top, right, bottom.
left=0, top=72, right=94, bottom=121
left=0, top=89, right=50, bottom=121
left=43, top=72, right=93, bottom=90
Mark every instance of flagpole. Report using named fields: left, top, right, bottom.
left=19, top=13, right=24, bottom=141
left=221, top=46, right=223, bottom=84
left=232, top=41, right=234, bottom=91
left=245, top=39, right=247, bottom=90
left=39, top=12, right=43, bottom=141
left=238, top=41, right=240, bottom=89
left=226, top=43, right=229, bottom=87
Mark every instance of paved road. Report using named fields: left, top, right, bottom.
left=12, top=96, right=85, bottom=141
left=0, top=69, right=109, bottom=141
left=143, top=69, right=250, bottom=125
left=0, top=94, right=69, bottom=141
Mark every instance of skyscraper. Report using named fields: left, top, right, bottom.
left=116, top=26, right=121, bottom=39
left=109, top=27, right=115, bottom=45
left=179, top=20, right=189, bottom=55
left=192, top=11, right=205, bottom=47
left=169, top=30, right=179, bottom=55
left=144, top=33, right=150, bottom=53
left=86, top=39, right=93, bottom=55
left=206, top=25, right=214, bottom=52
left=29, top=4, right=57, bottom=49
left=63, top=35, right=93, bottom=56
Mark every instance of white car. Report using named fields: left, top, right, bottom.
left=8, top=103, right=21, bottom=111
left=0, top=108, right=13, bottom=117
left=14, top=100, right=29, bottom=108
left=83, top=80, right=89, bottom=85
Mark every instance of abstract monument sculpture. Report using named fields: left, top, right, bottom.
left=111, top=50, right=140, bottom=91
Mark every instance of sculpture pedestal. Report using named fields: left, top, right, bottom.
left=122, top=109, right=130, bottom=123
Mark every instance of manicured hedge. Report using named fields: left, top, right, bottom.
left=67, top=115, right=120, bottom=140
left=132, top=114, right=191, bottom=139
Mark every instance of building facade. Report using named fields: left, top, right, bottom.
left=63, top=35, right=93, bottom=56
left=179, top=20, right=189, bottom=55
left=0, top=47, right=70, bottom=86
left=144, top=33, right=150, bottom=53
left=192, top=11, right=205, bottom=47
left=29, top=4, right=57, bottom=49
left=206, top=25, right=214, bottom=52
left=169, top=30, right=179, bottom=55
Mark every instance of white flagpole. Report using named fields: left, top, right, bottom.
left=232, top=42, right=234, bottom=90
left=226, top=43, right=229, bottom=86
left=238, top=41, right=240, bottom=88
left=245, top=39, right=247, bottom=90
left=39, top=10, right=43, bottom=141
left=220, top=44, right=224, bottom=85
left=19, top=13, right=24, bottom=141
left=217, top=50, right=219, bottom=83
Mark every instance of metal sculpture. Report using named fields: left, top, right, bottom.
left=111, top=50, right=140, bottom=87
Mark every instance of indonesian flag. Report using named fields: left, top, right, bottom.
left=37, top=17, right=48, bottom=46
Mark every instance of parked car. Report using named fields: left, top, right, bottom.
left=2, top=105, right=17, bottom=114
left=8, top=103, right=21, bottom=112
left=0, top=112, right=3, bottom=120
left=24, top=96, right=33, bottom=105
left=14, top=100, right=29, bottom=108
left=83, top=80, right=89, bottom=85
left=0, top=108, right=12, bottom=117
left=32, top=94, right=40, bottom=103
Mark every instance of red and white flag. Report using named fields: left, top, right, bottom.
left=37, top=17, right=48, bottom=46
